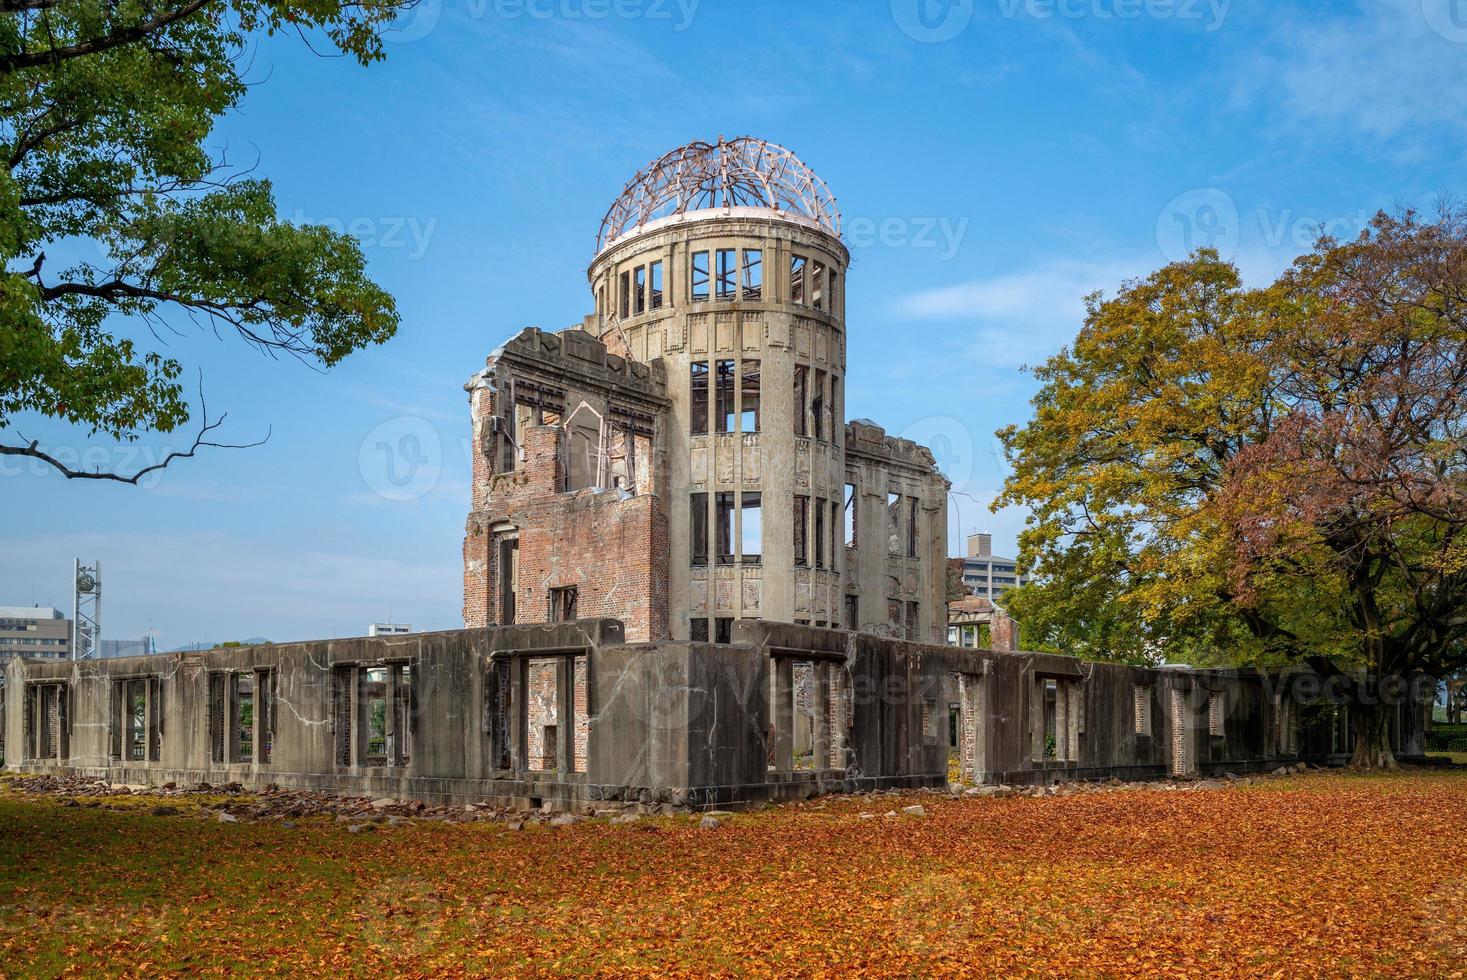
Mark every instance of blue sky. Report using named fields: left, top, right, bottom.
left=4, top=0, right=1464, bottom=646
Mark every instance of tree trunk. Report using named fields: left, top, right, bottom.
left=1348, top=699, right=1397, bottom=770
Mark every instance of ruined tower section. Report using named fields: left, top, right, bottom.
left=463, top=327, right=671, bottom=642
left=586, top=136, right=945, bottom=642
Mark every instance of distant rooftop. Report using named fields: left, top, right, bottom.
left=0, top=605, right=65, bottom=620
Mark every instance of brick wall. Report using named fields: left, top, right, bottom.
left=464, top=403, right=670, bottom=642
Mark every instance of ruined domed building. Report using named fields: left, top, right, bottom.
left=463, top=137, right=950, bottom=644
left=3, top=139, right=1430, bottom=810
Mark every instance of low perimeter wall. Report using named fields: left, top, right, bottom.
left=2, top=621, right=1429, bottom=809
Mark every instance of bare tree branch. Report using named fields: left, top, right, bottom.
left=0, top=380, right=270, bottom=484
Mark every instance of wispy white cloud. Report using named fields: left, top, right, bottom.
left=1232, top=0, right=1467, bottom=155
left=893, top=256, right=1148, bottom=368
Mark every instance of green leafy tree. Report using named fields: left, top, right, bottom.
left=1, top=0, right=408, bottom=482
left=998, top=210, right=1467, bottom=766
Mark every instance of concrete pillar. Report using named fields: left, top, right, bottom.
left=557, top=656, right=575, bottom=774
left=813, top=662, right=832, bottom=770
left=773, top=657, right=794, bottom=771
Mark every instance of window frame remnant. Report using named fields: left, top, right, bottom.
left=843, top=482, right=857, bottom=548
left=793, top=494, right=809, bottom=567
left=691, top=250, right=710, bottom=301
left=741, top=249, right=762, bottom=300
left=691, top=491, right=709, bottom=566
left=715, top=359, right=736, bottom=433
left=811, top=369, right=825, bottom=441
left=793, top=364, right=808, bottom=438
left=690, top=360, right=710, bottom=435
left=887, top=491, right=902, bottom=556
left=549, top=586, right=579, bottom=622
left=814, top=495, right=826, bottom=569
left=497, top=533, right=519, bottom=626
left=740, top=358, right=760, bottom=432
left=715, top=491, right=735, bottom=565
left=715, top=248, right=736, bottom=299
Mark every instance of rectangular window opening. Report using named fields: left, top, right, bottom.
left=740, top=359, right=760, bottom=432
left=843, top=482, right=857, bottom=547
left=715, top=359, right=736, bottom=433
left=811, top=370, right=825, bottom=442
left=234, top=673, right=255, bottom=764
left=715, top=248, right=736, bottom=299
left=741, top=492, right=762, bottom=564
left=690, top=617, right=710, bottom=642
left=690, top=360, right=709, bottom=435
left=549, top=586, right=578, bottom=622
left=364, top=667, right=388, bottom=766
left=741, top=249, right=762, bottom=300
left=691, top=492, right=708, bottom=566
left=887, top=492, right=902, bottom=556
left=650, top=260, right=664, bottom=310
left=814, top=496, right=827, bottom=570
left=633, top=265, right=646, bottom=315
left=618, top=270, right=630, bottom=318
left=691, top=251, right=709, bottom=301
left=790, top=254, right=807, bottom=304
left=812, top=260, right=825, bottom=311
left=793, top=494, right=809, bottom=567
left=715, top=492, right=735, bottom=564
left=793, top=365, right=808, bottom=438
left=907, top=497, right=920, bottom=558
left=715, top=617, right=733, bottom=645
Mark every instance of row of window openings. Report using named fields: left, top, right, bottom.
left=688, top=491, right=853, bottom=567
left=689, top=361, right=838, bottom=442
left=614, top=250, right=835, bottom=318
left=685, top=488, right=920, bottom=567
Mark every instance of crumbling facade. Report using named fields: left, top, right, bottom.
left=464, top=137, right=949, bottom=644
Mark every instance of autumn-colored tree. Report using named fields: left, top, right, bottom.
left=998, top=209, right=1467, bottom=767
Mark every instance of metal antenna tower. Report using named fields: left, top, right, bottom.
left=72, top=559, right=101, bottom=661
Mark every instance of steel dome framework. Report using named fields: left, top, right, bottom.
left=596, top=136, right=841, bottom=253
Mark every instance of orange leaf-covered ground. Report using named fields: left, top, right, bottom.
left=3, top=770, right=1465, bottom=977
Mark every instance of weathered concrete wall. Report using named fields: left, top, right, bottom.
left=5, top=621, right=1430, bottom=808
